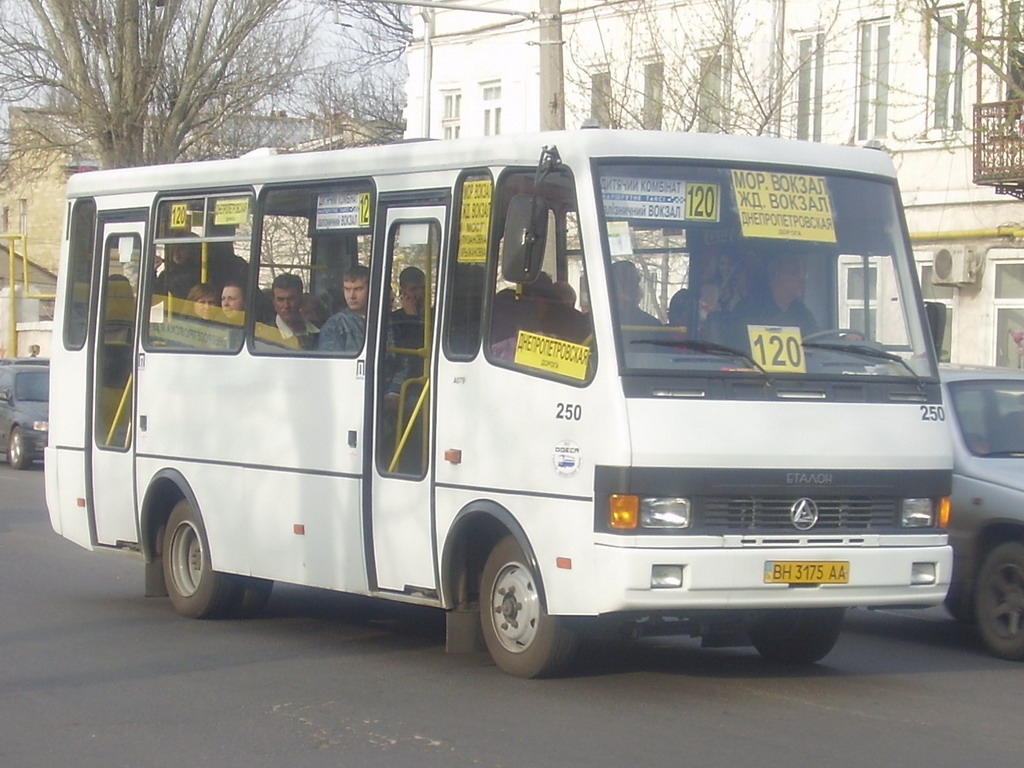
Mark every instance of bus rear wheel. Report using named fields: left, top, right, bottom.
left=162, top=499, right=239, bottom=619
left=480, top=536, right=577, bottom=678
left=748, top=607, right=845, bottom=664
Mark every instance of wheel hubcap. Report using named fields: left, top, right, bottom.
left=490, top=561, right=540, bottom=653
left=168, top=521, right=203, bottom=597
left=987, top=562, right=1024, bottom=639
left=10, top=432, right=22, bottom=465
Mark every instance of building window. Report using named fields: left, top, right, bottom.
left=482, top=83, right=501, bottom=136
left=697, top=53, right=723, bottom=132
left=796, top=33, right=824, bottom=141
left=934, top=8, right=966, bottom=131
left=857, top=19, right=890, bottom=141
left=591, top=71, right=612, bottom=128
left=995, top=263, right=1024, bottom=368
left=643, top=60, right=664, bottom=130
left=442, top=91, right=461, bottom=140
left=920, top=263, right=955, bottom=362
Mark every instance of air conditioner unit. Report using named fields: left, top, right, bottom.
left=932, top=246, right=982, bottom=286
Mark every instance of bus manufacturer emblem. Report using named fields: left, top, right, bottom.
left=790, top=498, right=819, bottom=530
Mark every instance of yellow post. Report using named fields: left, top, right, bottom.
left=5, top=234, right=20, bottom=358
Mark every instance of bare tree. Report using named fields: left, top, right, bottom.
left=317, top=0, right=412, bottom=73
left=563, top=0, right=841, bottom=137
left=0, top=0, right=319, bottom=168
left=302, top=62, right=406, bottom=147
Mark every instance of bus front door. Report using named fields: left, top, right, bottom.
left=368, top=203, right=446, bottom=596
left=89, top=218, right=144, bottom=547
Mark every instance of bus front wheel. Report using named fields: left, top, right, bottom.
left=748, top=607, right=845, bottom=664
left=162, top=499, right=239, bottom=619
left=480, top=536, right=577, bottom=678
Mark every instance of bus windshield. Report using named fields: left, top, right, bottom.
left=597, top=161, right=933, bottom=379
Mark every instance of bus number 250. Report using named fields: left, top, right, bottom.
left=556, top=403, right=582, bottom=421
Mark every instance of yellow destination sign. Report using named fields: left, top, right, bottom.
left=731, top=170, right=836, bottom=243
left=214, top=198, right=250, bottom=226
left=513, top=330, right=591, bottom=380
left=458, top=179, right=492, bottom=263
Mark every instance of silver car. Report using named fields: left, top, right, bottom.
left=941, top=364, right=1024, bottom=660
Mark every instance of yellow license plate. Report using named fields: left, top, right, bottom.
left=764, top=560, right=850, bottom=584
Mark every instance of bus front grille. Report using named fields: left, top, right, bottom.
left=702, top=497, right=898, bottom=531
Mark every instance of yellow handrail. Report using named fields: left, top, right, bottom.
left=105, top=373, right=134, bottom=448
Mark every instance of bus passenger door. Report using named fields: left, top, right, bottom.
left=369, top=203, right=446, bottom=595
left=89, top=218, right=144, bottom=547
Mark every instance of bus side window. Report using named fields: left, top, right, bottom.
left=145, top=196, right=253, bottom=353
left=255, top=185, right=374, bottom=356
left=64, top=199, right=98, bottom=351
left=485, top=171, right=594, bottom=384
left=445, top=173, right=492, bottom=360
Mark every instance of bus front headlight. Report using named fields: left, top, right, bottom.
left=901, top=498, right=935, bottom=527
left=640, top=497, right=692, bottom=529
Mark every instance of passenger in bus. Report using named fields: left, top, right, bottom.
left=552, top=280, right=576, bottom=307
left=490, top=273, right=591, bottom=361
left=270, top=273, right=319, bottom=350
left=154, top=242, right=202, bottom=300
left=610, top=260, right=661, bottom=326
left=187, top=283, right=219, bottom=320
left=301, top=293, right=329, bottom=328
left=723, top=252, right=819, bottom=350
left=391, top=267, right=426, bottom=352
left=668, top=288, right=692, bottom=329
left=318, top=264, right=370, bottom=353
left=221, top=279, right=246, bottom=321
left=204, top=242, right=249, bottom=290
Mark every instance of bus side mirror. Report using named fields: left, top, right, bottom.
left=923, top=301, right=946, bottom=358
left=501, top=194, right=548, bottom=284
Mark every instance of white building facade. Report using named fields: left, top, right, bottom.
left=405, top=0, right=1024, bottom=367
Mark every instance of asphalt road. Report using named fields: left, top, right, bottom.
left=2, top=464, right=1021, bottom=768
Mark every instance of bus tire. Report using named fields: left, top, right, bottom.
left=480, top=535, right=577, bottom=678
left=748, top=607, right=845, bottom=664
left=162, top=499, right=239, bottom=619
left=973, top=542, right=1024, bottom=660
left=230, top=576, right=274, bottom=617
left=8, top=427, right=30, bottom=470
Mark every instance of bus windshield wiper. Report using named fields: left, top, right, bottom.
left=801, top=340, right=920, bottom=380
left=633, top=338, right=775, bottom=385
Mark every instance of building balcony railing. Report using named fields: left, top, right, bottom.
left=974, top=100, right=1024, bottom=197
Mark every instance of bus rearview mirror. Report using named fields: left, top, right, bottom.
left=501, top=194, right=548, bottom=284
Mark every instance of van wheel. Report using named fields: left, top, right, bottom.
left=8, top=427, right=30, bottom=470
left=480, top=536, right=577, bottom=678
left=973, top=542, right=1024, bottom=660
left=162, top=499, right=239, bottom=619
left=749, top=608, right=845, bottom=663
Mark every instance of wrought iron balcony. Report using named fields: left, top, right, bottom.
left=974, top=99, right=1024, bottom=198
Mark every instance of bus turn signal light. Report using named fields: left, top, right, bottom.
left=609, top=494, right=639, bottom=529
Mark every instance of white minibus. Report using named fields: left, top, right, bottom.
left=46, top=130, right=952, bottom=676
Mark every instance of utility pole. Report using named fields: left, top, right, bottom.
left=538, top=0, right=565, bottom=131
